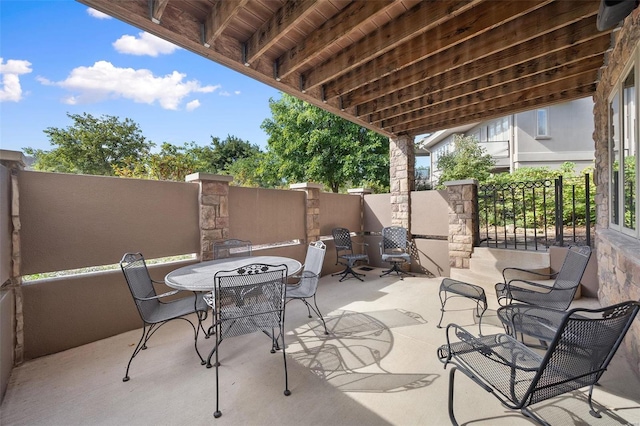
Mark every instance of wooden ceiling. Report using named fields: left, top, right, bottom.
left=77, top=0, right=613, bottom=140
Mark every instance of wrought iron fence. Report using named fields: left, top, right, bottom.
left=476, top=174, right=593, bottom=251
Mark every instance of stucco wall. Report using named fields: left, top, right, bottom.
left=593, top=8, right=640, bottom=378
left=19, top=171, right=199, bottom=275
left=515, top=97, right=595, bottom=170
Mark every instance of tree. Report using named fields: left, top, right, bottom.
left=25, top=113, right=153, bottom=176
left=261, top=93, right=389, bottom=193
left=436, top=135, right=494, bottom=188
left=113, top=136, right=262, bottom=181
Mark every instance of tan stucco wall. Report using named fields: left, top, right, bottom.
left=0, top=288, right=14, bottom=402
left=229, top=186, right=306, bottom=246
left=18, top=171, right=200, bottom=275
left=319, top=192, right=362, bottom=237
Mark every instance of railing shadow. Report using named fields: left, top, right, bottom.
left=287, top=309, right=438, bottom=393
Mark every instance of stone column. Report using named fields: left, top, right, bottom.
left=389, top=135, right=415, bottom=229
left=0, top=149, right=26, bottom=365
left=347, top=188, right=372, bottom=234
left=186, top=173, right=233, bottom=261
left=290, top=182, right=322, bottom=244
left=444, top=179, right=478, bottom=269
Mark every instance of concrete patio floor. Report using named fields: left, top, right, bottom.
left=2, top=266, right=639, bottom=425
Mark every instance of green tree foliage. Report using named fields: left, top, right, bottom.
left=114, top=136, right=261, bottom=181
left=25, top=113, right=153, bottom=176
left=226, top=151, right=284, bottom=188
left=436, top=135, right=495, bottom=188
left=261, top=93, right=390, bottom=193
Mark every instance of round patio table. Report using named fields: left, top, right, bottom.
left=164, top=256, right=302, bottom=292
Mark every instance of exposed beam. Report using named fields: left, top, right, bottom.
left=203, top=0, right=249, bottom=48
left=391, top=72, right=599, bottom=134
left=370, top=36, right=611, bottom=124
left=382, top=56, right=604, bottom=129
left=316, top=0, right=551, bottom=97
left=301, top=0, right=484, bottom=91
left=276, top=0, right=393, bottom=81
left=350, top=13, right=604, bottom=114
left=244, top=0, right=317, bottom=67
left=150, top=0, right=169, bottom=24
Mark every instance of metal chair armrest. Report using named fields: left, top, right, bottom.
left=135, top=289, right=180, bottom=301
left=501, top=267, right=557, bottom=283
left=505, top=279, right=554, bottom=292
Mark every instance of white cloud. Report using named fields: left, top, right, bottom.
left=42, top=61, right=220, bottom=110
left=219, top=90, right=231, bottom=97
left=113, top=32, right=180, bottom=57
left=234, top=91, right=241, bottom=95
left=87, top=8, right=111, bottom=19
left=0, top=58, right=32, bottom=102
left=186, top=100, right=200, bottom=111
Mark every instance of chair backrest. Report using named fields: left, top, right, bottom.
left=213, top=239, right=252, bottom=259
left=381, top=226, right=408, bottom=253
left=304, top=240, right=326, bottom=277
left=332, top=228, right=354, bottom=254
left=529, top=300, right=640, bottom=405
left=214, top=263, right=288, bottom=338
left=120, top=252, right=158, bottom=322
left=547, top=245, right=591, bottom=309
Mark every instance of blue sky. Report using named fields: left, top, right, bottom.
left=0, top=1, right=282, bottom=153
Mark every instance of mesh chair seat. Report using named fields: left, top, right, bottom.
left=495, top=245, right=591, bottom=311
left=332, top=228, right=369, bottom=282
left=379, top=226, right=414, bottom=280
left=286, top=241, right=329, bottom=334
left=438, top=301, right=640, bottom=425
left=206, top=263, right=290, bottom=418
left=119, top=252, right=208, bottom=382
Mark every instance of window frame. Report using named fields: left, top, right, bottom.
left=609, top=47, right=639, bottom=237
left=536, top=108, right=550, bottom=139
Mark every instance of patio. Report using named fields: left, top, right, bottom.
left=2, top=266, right=638, bottom=426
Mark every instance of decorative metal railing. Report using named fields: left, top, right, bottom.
left=476, top=174, right=593, bottom=251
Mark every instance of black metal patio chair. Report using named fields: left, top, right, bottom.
left=379, top=226, right=414, bottom=279
left=331, top=227, right=369, bottom=282
left=437, top=300, right=640, bottom=426
left=495, top=245, right=591, bottom=310
left=204, top=263, right=290, bottom=418
left=119, top=252, right=208, bottom=382
left=213, top=239, right=252, bottom=259
left=286, top=240, right=329, bottom=335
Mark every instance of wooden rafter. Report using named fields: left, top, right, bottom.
left=150, top=0, right=168, bottom=24
left=244, top=0, right=318, bottom=67
left=203, top=0, right=249, bottom=48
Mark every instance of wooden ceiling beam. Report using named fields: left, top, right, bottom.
left=149, top=0, right=169, bottom=24
left=382, top=56, right=604, bottom=129
left=349, top=14, right=604, bottom=114
left=203, top=0, right=249, bottom=48
left=391, top=72, right=598, bottom=134
left=276, top=0, right=393, bottom=81
left=370, top=36, right=611, bottom=124
left=404, top=84, right=596, bottom=136
left=318, top=0, right=551, bottom=99
left=244, top=0, right=317, bottom=67
left=301, top=0, right=484, bottom=92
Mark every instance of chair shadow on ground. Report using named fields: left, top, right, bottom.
left=287, top=309, right=438, bottom=393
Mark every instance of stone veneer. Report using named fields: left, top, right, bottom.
left=389, top=135, right=415, bottom=229
left=0, top=150, right=26, bottom=365
left=592, top=8, right=640, bottom=378
left=185, top=173, right=232, bottom=261
left=444, top=180, right=478, bottom=269
left=290, top=182, right=322, bottom=243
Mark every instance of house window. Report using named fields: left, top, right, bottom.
left=609, top=50, right=638, bottom=235
left=487, top=117, right=509, bottom=142
left=536, top=108, right=549, bottom=138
